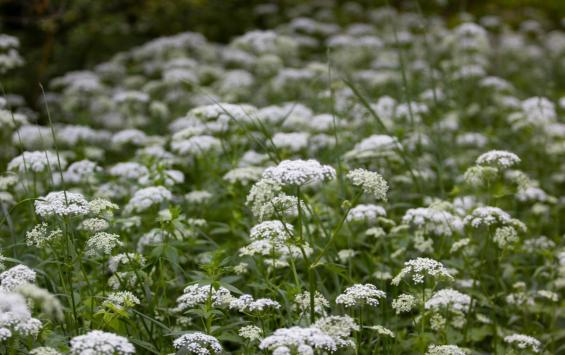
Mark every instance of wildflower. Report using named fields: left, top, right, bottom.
left=503, top=334, right=541, bottom=353
left=0, top=265, right=36, bottom=291
left=272, top=132, right=310, bottom=152
left=493, top=226, right=520, bottom=248
left=185, top=190, right=213, bottom=204
left=175, top=284, right=233, bottom=311
left=103, top=291, right=140, bottom=310
left=173, top=332, right=223, bottom=354
left=463, top=166, right=498, bottom=187
left=109, top=162, right=149, bottom=180
left=108, top=253, right=146, bottom=273
left=259, top=326, right=337, bottom=354
left=335, top=284, right=386, bottom=308
left=402, top=206, right=463, bottom=237
left=476, top=150, right=520, bottom=169
left=124, top=186, right=172, bottom=213
left=70, top=330, right=135, bottom=354
left=425, top=289, right=471, bottom=313
left=35, top=191, right=90, bottom=218
left=392, top=294, right=417, bottom=314
left=29, top=347, right=62, bottom=355
left=78, top=218, right=110, bottom=232
left=8, top=151, right=66, bottom=173
left=171, top=135, right=222, bottom=155
left=347, top=168, right=389, bottom=200
left=293, top=291, right=329, bottom=315
left=261, top=159, right=336, bottom=186
left=392, top=257, right=453, bottom=286
left=88, top=198, right=119, bottom=216
left=314, top=315, right=358, bottom=348
left=426, top=344, right=466, bottom=355
left=347, top=204, right=386, bottom=224
left=239, top=325, right=262, bottom=342
left=0, top=291, right=42, bottom=337
left=229, top=294, right=281, bottom=313
left=85, top=232, right=122, bottom=256
left=250, top=220, right=294, bottom=243
left=63, top=160, right=101, bottom=184
left=223, top=166, right=264, bottom=184
left=26, top=223, right=62, bottom=248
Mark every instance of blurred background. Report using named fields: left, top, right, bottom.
left=1, top=0, right=565, bottom=107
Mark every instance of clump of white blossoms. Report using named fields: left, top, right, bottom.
left=347, top=204, right=386, bottom=224
left=259, top=326, right=337, bottom=354
left=175, top=284, right=233, bottom=311
left=70, top=330, right=135, bottom=354
left=503, top=333, right=541, bottom=353
left=293, top=291, right=329, bottom=315
left=103, top=291, right=140, bottom=310
left=426, top=344, right=466, bottom=355
left=35, top=191, right=90, bottom=218
left=463, top=165, right=498, bottom=188
left=0, top=264, right=36, bottom=291
left=29, top=347, right=62, bottom=355
left=313, top=315, right=358, bottom=349
left=0, top=291, right=43, bottom=337
left=8, top=151, right=66, bottom=173
left=476, top=150, right=520, bottom=169
left=392, top=258, right=453, bottom=286
left=173, top=332, right=222, bottom=354
left=108, top=253, right=146, bottom=273
left=402, top=206, right=463, bottom=237
left=26, top=223, right=62, bottom=248
left=250, top=220, right=294, bottom=243
left=261, top=159, right=336, bottom=186
left=392, top=293, right=417, bottom=314
left=347, top=168, right=388, bottom=200
left=78, top=218, right=110, bottom=233
left=464, top=206, right=526, bottom=232
left=85, top=232, right=122, bottom=256
left=425, top=288, right=471, bottom=313
left=335, top=283, right=386, bottom=307
left=223, top=166, right=264, bottom=185
left=171, top=135, right=222, bottom=155
left=61, top=159, right=101, bottom=184
left=493, top=226, right=520, bottom=248
left=239, top=325, right=262, bottom=342
left=124, top=186, right=172, bottom=213
left=15, top=283, right=64, bottom=321
left=229, top=294, right=281, bottom=313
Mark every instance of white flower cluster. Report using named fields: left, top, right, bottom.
left=239, top=325, right=262, bottom=342
left=70, top=330, right=135, bottom=355
left=425, top=288, right=471, bottom=313
left=293, top=291, right=329, bottom=315
left=464, top=206, right=526, bottom=232
left=175, top=284, right=233, bottom=311
left=173, top=332, right=223, bottom=354
left=26, top=223, right=62, bottom=248
left=229, top=294, right=281, bottom=313
left=402, top=207, right=463, bottom=237
left=0, top=265, right=36, bottom=291
left=35, top=191, right=90, bottom=218
left=392, top=293, right=417, bottom=314
left=250, top=220, right=294, bottom=243
left=124, top=186, right=172, bottom=213
left=103, top=291, right=140, bottom=310
left=0, top=291, right=42, bottom=338
left=85, top=232, right=122, bottom=256
left=503, top=333, right=541, bottom=353
left=259, top=326, right=337, bottom=354
left=347, top=168, right=389, bottom=200
left=314, top=315, right=358, bottom=349
left=392, top=258, right=453, bottom=286
left=335, top=283, right=386, bottom=308
left=262, top=159, right=336, bottom=186
left=476, top=150, right=521, bottom=169
left=223, top=166, right=264, bottom=185
left=8, top=151, right=65, bottom=173
left=347, top=204, right=386, bottom=224
left=426, top=344, right=466, bottom=355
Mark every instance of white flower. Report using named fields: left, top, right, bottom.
left=293, top=291, right=329, bottom=316
left=103, top=291, right=140, bottom=310
left=175, top=284, right=233, bottom=311
left=70, top=330, right=135, bottom=354
left=392, top=294, right=417, bottom=314
left=425, top=289, right=471, bottom=313
left=367, top=325, right=395, bottom=338
left=26, top=223, right=62, bottom=248
left=239, top=325, right=262, bottom=342
left=0, top=265, right=36, bottom=292
left=35, top=191, right=90, bottom=218
left=125, top=186, right=172, bottom=213
left=476, top=150, right=520, bottom=169
left=347, top=204, right=386, bottom=224
left=185, top=190, right=213, bottom=204
left=503, top=333, right=541, bottom=353
left=63, top=160, right=101, bottom=184
left=229, top=294, right=281, bottom=313
left=8, top=151, right=66, bottom=173
left=250, top=220, right=294, bottom=243
left=0, top=291, right=42, bottom=337
left=223, top=166, right=265, bottom=184
left=85, top=232, right=122, bottom=257
left=335, top=283, right=386, bottom=308
left=392, top=257, right=453, bottom=286
left=171, top=135, right=222, bottom=155
left=314, top=315, right=358, bottom=348
left=109, top=162, right=149, bottom=180
left=29, top=347, right=62, bottom=355
left=262, top=159, right=336, bottom=186
left=173, top=332, right=222, bottom=354
left=259, top=326, right=337, bottom=354
left=272, top=132, right=310, bottom=152
left=402, top=207, right=463, bottom=237
left=426, top=344, right=466, bottom=355
left=108, top=253, right=146, bottom=273
left=464, top=207, right=525, bottom=232
left=347, top=169, right=389, bottom=200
